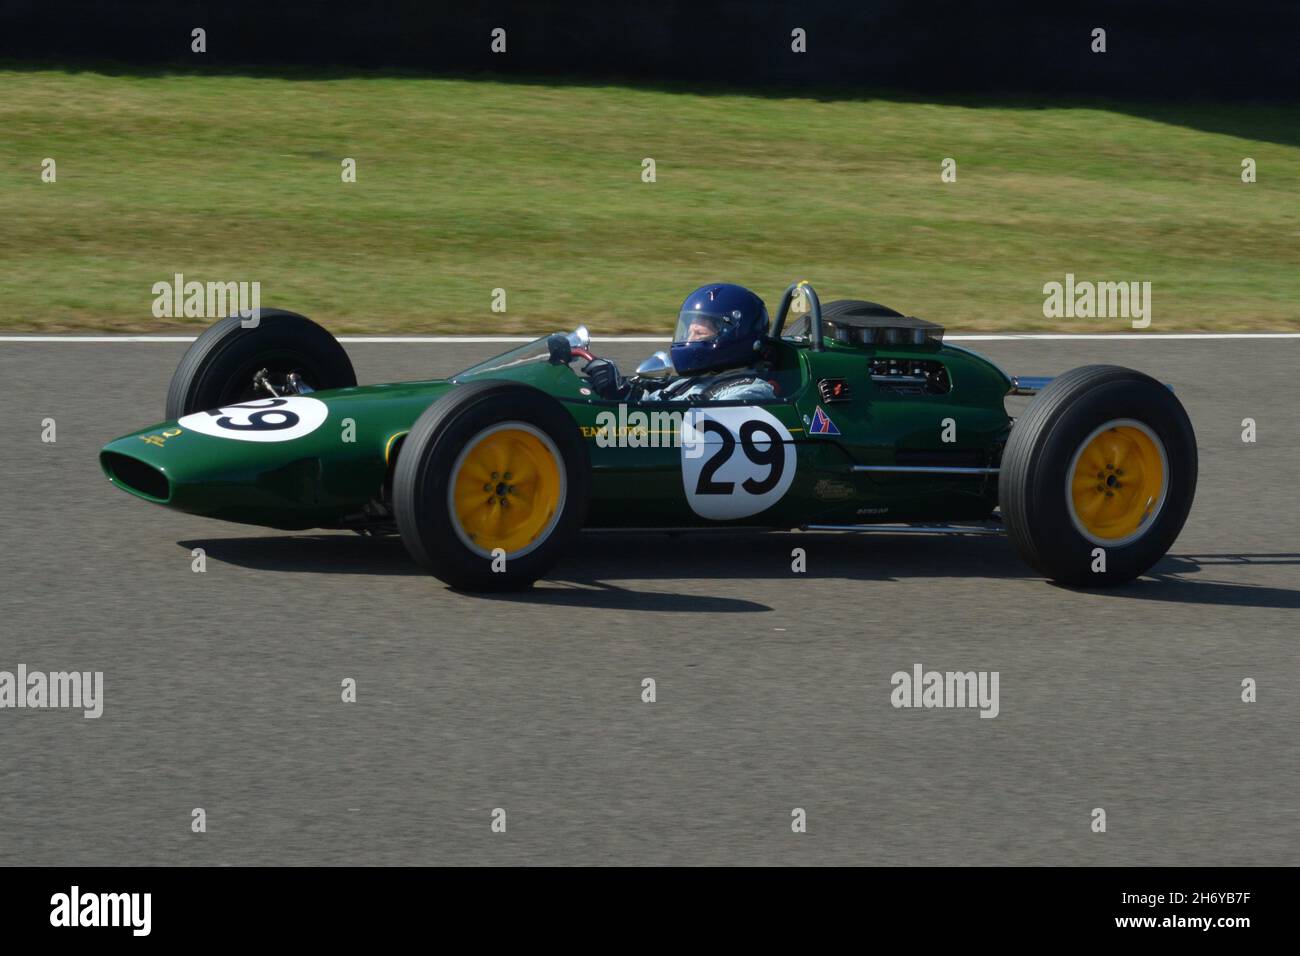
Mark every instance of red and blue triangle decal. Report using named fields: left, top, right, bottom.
left=810, top=405, right=841, bottom=435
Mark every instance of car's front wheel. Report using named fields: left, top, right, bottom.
left=999, top=365, right=1197, bottom=586
left=392, top=381, right=590, bottom=591
left=165, top=309, right=356, bottom=419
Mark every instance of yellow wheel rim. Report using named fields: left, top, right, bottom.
left=1066, top=419, right=1168, bottom=546
left=448, top=423, right=565, bottom=559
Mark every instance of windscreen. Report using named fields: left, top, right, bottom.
left=452, top=337, right=553, bottom=381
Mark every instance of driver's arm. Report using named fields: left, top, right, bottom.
left=582, top=357, right=628, bottom=400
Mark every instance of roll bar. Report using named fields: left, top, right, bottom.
left=770, top=280, right=824, bottom=351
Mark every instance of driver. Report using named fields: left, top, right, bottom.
left=583, top=284, right=777, bottom=402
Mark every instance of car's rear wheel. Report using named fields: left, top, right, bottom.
left=165, top=310, right=356, bottom=419
left=392, top=381, right=589, bottom=591
left=999, top=365, right=1197, bottom=586
left=821, top=299, right=904, bottom=319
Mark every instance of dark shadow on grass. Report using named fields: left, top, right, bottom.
left=6, top=60, right=1298, bottom=148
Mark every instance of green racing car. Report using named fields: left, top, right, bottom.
left=100, top=281, right=1198, bottom=591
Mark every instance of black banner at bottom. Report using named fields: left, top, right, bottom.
left=0, top=867, right=1286, bottom=941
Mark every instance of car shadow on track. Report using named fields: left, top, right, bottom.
left=177, top=536, right=1300, bottom=612
left=176, top=533, right=775, bottom=613
left=495, top=532, right=1032, bottom=613
left=180, top=534, right=425, bottom=576
left=1079, top=553, right=1300, bottom=610
left=175, top=530, right=1300, bottom=613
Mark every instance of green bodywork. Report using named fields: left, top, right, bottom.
left=100, top=336, right=1015, bottom=531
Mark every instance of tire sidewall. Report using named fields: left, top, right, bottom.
left=166, top=311, right=356, bottom=419
left=394, top=382, right=589, bottom=590
left=1012, top=373, right=1196, bottom=584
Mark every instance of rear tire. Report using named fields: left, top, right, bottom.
left=821, top=299, right=903, bottom=319
left=392, top=381, right=590, bottom=591
left=999, top=365, right=1196, bottom=586
left=165, top=310, right=356, bottom=419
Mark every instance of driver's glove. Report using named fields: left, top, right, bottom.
left=583, top=358, right=627, bottom=399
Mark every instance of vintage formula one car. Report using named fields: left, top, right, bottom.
left=100, top=281, right=1197, bottom=591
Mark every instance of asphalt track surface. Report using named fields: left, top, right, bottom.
left=1, top=337, right=1296, bottom=866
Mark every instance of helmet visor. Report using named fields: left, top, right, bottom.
left=673, top=309, right=734, bottom=345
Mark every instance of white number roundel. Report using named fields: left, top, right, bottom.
left=177, top=396, right=329, bottom=442
left=680, top=406, right=796, bottom=519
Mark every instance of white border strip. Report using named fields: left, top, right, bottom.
left=1, top=333, right=1298, bottom=343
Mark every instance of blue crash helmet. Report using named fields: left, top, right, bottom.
left=669, top=284, right=769, bottom=376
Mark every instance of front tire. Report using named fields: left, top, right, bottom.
left=165, top=310, right=356, bottom=419
left=392, top=381, right=590, bottom=591
left=999, top=365, right=1197, bottom=586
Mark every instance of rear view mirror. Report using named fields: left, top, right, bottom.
left=635, top=351, right=675, bottom=379
left=567, top=325, right=590, bottom=350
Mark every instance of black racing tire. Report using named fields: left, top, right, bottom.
left=821, top=299, right=904, bottom=319
left=999, top=365, right=1197, bottom=587
left=392, top=381, right=590, bottom=591
left=165, top=309, right=356, bottom=419
left=786, top=299, right=902, bottom=342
